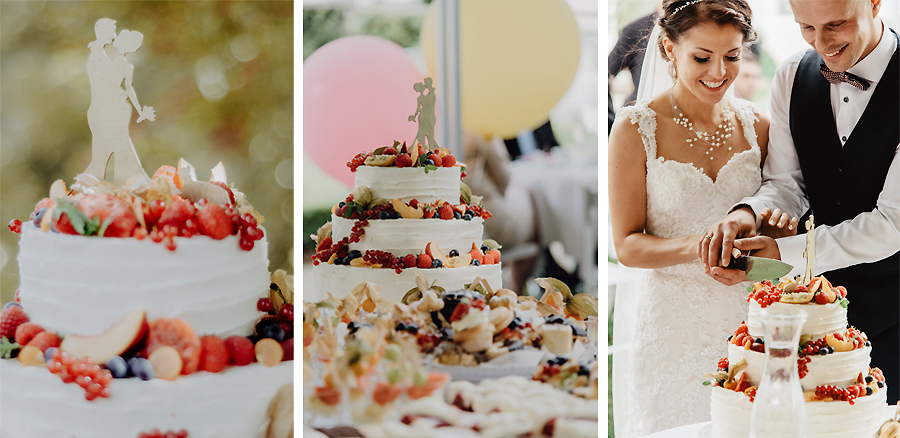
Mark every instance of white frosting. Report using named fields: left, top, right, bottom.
left=309, top=263, right=502, bottom=303
left=746, top=301, right=847, bottom=339
left=331, top=215, right=484, bottom=255
left=710, top=385, right=887, bottom=438
left=354, top=166, right=462, bottom=204
left=727, top=343, right=872, bottom=391
left=17, top=223, right=269, bottom=337
left=0, top=360, right=292, bottom=438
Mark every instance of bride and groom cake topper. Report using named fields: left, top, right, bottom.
left=83, top=18, right=155, bottom=187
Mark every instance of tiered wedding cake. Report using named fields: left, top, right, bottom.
left=310, top=142, right=502, bottom=303
left=708, top=276, right=888, bottom=437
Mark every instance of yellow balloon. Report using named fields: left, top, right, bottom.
left=421, top=0, right=581, bottom=139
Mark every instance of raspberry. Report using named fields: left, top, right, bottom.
left=224, top=335, right=255, bottom=366
left=402, top=254, right=417, bottom=268
left=146, top=318, right=202, bottom=375
left=395, top=153, right=413, bottom=168
left=430, top=153, right=443, bottom=167
left=417, top=254, right=433, bottom=269
left=438, top=204, right=454, bottom=220
left=195, top=203, right=231, bottom=240
left=159, top=199, right=196, bottom=231
left=27, top=331, right=61, bottom=352
left=0, top=305, right=30, bottom=340
left=14, top=322, right=44, bottom=346
left=198, top=335, right=229, bottom=373
left=442, top=154, right=457, bottom=167
left=78, top=194, right=141, bottom=237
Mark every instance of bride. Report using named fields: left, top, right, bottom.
left=608, top=0, right=797, bottom=435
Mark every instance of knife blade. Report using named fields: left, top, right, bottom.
left=730, top=255, right=793, bottom=281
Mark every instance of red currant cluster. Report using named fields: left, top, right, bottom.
left=347, top=152, right=369, bottom=172
left=798, top=356, right=812, bottom=379
left=800, top=337, right=829, bottom=357
left=748, top=282, right=782, bottom=308
left=47, top=350, right=113, bottom=401
left=311, top=236, right=350, bottom=265
left=8, top=219, right=22, bottom=234
left=349, top=220, right=368, bottom=243
left=746, top=386, right=757, bottom=402
left=237, top=213, right=264, bottom=251
left=729, top=322, right=753, bottom=347
left=815, top=382, right=867, bottom=405
left=138, top=429, right=189, bottom=438
left=717, top=357, right=729, bottom=370
left=416, top=333, right=441, bottom=353
left=363, top=250, right=404, bottom=273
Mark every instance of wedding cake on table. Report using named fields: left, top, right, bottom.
left=706, top=220, right=887, bottom=437
left=309, top=79, right=502, bottom=303
left=0, top=19, right=292, bottom=438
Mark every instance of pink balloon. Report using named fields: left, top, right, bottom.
left=304, top=36, right=425, bottom=187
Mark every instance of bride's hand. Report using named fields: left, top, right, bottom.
left=759, top=207, right=799, bottom=239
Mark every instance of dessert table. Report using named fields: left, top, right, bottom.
left=644, top=405, right=898, bottom=438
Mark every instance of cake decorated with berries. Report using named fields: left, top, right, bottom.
left=309, top=141, right=503, bottom=303
left=706, top=276, right=888, bottom=437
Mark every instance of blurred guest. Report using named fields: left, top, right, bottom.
left=608, top=1, right=664, bottom=115
left=733, top=44, right=762, bottom=100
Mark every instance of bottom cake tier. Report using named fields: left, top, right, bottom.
left=0, top=359, right=292, bottom=438
left=709, top=385, right=887, bottom=438
left=310, top=263, right=502, bottom=302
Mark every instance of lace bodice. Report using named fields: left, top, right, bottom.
left=620, top=98, right=762, bottom=239
left=612, top=98, right=762, bottom=437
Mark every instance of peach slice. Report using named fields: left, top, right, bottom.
left=391, top=198, right=423, bottom=219
left=59, top=310, right=149, bottom=364
left=18, top=345, right=45, bottom=367
left=425, top=242, right=451, bottom=266
left=255, top=338, right=284, bottom=367
left=825, top=334, right=854, bottom=352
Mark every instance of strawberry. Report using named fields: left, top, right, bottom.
left=383, top=147, right=397, bottom=155
left=198, top=335, right=229, bottom=373
left=158, top=199, right=196, bottom=231
left=211, top=181, right=236, bottom=205
left=442, top=154, right=457, bottom=167
left=224, top=335, right=255, bottom=366
left=395, top=153, right=413, bottom=168
left=409, top=199, right=419, bottom=209
left=422, top=208, right=434, bottom=219
left=449, top=303, right=470, bottom=322
left=835, top=285, right=847, bottom=299
left=814, top=291, right=830, bottom=305
left=280, top=338, right=294, bottom=361
left=146, top=318, right=201, bottom=375
left=438, top=204, right=454, bottom=220
left=195, top=203, right=230, bottom=240
left=402, top=254, right=417, bottom=268
left=82, top=194, right=140, bottom=237
left=417, top=254, right=433, bottom=269
left=430, top=153, right=443, bottom=167
left=14, top=322, right=44, bottom=346
left=0, top=305, right=29, bottom=341
left=27, top=331, right=60, bottom=352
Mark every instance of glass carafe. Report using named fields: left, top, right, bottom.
left=749, top=307, right=808, bottom=438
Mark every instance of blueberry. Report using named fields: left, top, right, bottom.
left=866, top=386, right=874, bottom=396
left=577, top=365, right=591, bottom=376
left=425, top=159, right=435, bottom=166
left=349, top=250, right=362, bottom=259
left=864, top=340, right=871, bottom=347
left=32, top=207, right=48, bottom=228
left=463, top=213, right=474, bottom=221
left=449, top=249, right=459, bottom=257
left=390, top=211, right=401, bottom=219
left=348, top=321, right=361, bottom=334
left=333, top=257, right=344, bottom=265
left=549, top=356, right=567, bottom=366
left=339, top=201, right=346, bottom=208
left=3, top=302, right=22, bottom=311
left=342, top=256, right=353, bottom=265
left=395, top=322, right=408, bottom=332
left=405, top=323, right=419, bottom=334
left=865, top=375, right=874, bottom=383
left=105, top=356, right=129, bottom=379
left=465, top=209, right=473, bottom=217
left=754, top=338, right=763, bottom=344
left=826, top=346, right=834, bottom=354
left=878, top=381, right=885, bottom=388
left=481, top=245, right=490, bottom=253
left=378, top=211, right=390, bottom=220
left=431, top=259, right=443, bottom=268
left=818, top=347, right=829, bottom=355
left=260, top=324, right=286, bottom=342
left=508, top=316, right=522, bottom=330
left=44, top=347, right=58, bottom=364
left=128, top=357, right=155, bottom=381
left=247, top=334, right=260, bottom=345
left=440, top=327, right=454, bottom=339
left=471, top=259, right=481, bottom=266
left=453, top=211, right=462, bottom=219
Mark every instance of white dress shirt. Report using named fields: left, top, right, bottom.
left=740, top=21, right=900, bottom=277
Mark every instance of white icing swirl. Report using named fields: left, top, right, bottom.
left=331, top=215, right=484, bottom=255
left=354, top=166, right=462, bottom=204
left=727, top=343, right=872, bottom=391
left=746, top=301, right=847, bottom=339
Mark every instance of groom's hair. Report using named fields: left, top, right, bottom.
left=657, top=0, right=756, bottom=62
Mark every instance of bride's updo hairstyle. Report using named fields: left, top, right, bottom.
left=657, top=0, right=756, bottom=62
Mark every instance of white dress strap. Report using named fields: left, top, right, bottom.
left=731, top=98, right=761, bottom=153
left=617, top=100, right=659, bottom=162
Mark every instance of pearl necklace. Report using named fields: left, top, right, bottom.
left=670, top=90, right=735, bottom=160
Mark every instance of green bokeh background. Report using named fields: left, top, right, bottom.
left=0, top=1, right=294, bottom=305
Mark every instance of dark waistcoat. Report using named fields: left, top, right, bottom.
left=789, top=30, right=899, bottom=337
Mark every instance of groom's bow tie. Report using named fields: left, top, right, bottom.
left=819, top=64, right=871, bottom=91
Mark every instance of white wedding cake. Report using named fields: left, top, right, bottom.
left=310, top=144, right=502, bottom=302
left=708, top=276, right=888, bottom=437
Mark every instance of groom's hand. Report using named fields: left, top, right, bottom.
left=700, top=207, right=757, bottom=273
left=708, top=236, right=781, bottom=286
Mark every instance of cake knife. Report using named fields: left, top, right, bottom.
left=731, top=255, right=793, bottom=281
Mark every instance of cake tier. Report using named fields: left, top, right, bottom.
left=747, top=301, right=846, bottom=339
left=727, top=343, right=872, bottom=391
left=331, top=215, right=484, bottom=255
left=309, top=263, right=502, bottom=303
left=354, top=166, right=461, bottom=204
left=18, top=224, right=269, bottom=338
left=709, top=385, right=887, bottom=438
left=0, top=359, right=291, bottom=438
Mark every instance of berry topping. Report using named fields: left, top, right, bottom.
left=257, top=297, right=273, bottom=314
left=147, top=345, right=183, bottom=380
left=224, top=335, right=255, bottom=366
left=27, top=331, right=61, bottom=352
left=254, top=338, right=284, bottom=367
left=146, top=318, right=201, bottom=375
left=438, top=204, right=454, bottom=220
left=198, top=335, right=229, bottom=373
left=395, top=153, right=413, bottom=168
left=195, top=202, right=231, bottom=240
left=402, top=254, right=417, bottom=268
left=417, top=254, right=433, bottom=269
left=280, top=338, right=294, bottom=362
left=1, top=305, right=30, bottom=341
left=14, top=322, right=45, bottom=346
left=7, top=219, right=22, bottom=234
left=105, top=356, right=129, bottom=379
left=278, top=303, right=294, bottom=321
left=128, top=357, right=155, bottom=381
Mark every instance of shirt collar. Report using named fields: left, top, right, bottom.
left=847, top=21, right=897, bottom=85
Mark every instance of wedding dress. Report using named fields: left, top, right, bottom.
left=612, top=97, right=762, bottom=437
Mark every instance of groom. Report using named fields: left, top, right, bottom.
left=701, top=0, right=898, bottom=404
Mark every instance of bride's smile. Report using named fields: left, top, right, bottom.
left=664, top=21, right=744, bottom=106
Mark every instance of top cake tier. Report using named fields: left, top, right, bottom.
left=354, top=166, right=462, bottom=204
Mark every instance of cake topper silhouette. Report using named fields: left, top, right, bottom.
left=803, top=215, right=816, bottom=284
left=409, top=77, right=438, bottom=149
left=83, top=18, right=154, bottom=187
